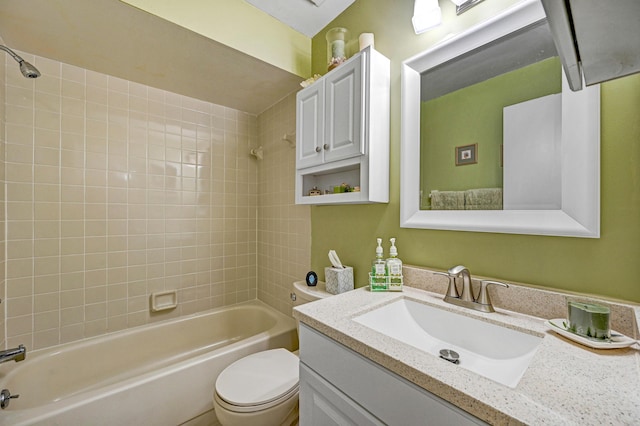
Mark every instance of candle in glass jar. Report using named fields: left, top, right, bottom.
left=331, top=40, right=345, bottom=59
left=326, top=27, right=350, bottom=71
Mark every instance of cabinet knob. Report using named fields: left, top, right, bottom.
left=315, top=146, right=321, bottom=153
left=323, top=144, right=329, bottom=150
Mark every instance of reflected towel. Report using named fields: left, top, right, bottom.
left=464, top=188, right=503, bottom=210
left=430, top=190, right=465, bottom=210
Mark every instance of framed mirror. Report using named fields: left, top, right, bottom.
left=400, top=0, right=600, bottom=237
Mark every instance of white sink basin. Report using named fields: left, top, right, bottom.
left=353, top=298, right=542, bottom=388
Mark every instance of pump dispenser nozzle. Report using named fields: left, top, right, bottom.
left=376, top=238, right=383, bottom=258
left=389, top=238, right=397, bottom=257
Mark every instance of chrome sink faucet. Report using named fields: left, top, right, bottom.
left=448, top=265, right=474, bottom=302
left=436, top=266, right=508, bottom=313
left=0, top=345, right=26, bottom=364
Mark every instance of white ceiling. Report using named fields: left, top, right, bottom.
left=245, top=0, right=355, bottom=37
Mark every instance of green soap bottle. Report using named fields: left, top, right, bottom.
left=386, top=238, right=403, bottom=291
left=370, top=238, right=388, bottom=291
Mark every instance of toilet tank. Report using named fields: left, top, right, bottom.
left=291, top=280, right=331, bottom=307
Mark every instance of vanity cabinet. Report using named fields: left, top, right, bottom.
left=295, top=46, right=390, bottom=205
left=299, top=324, right=487, bottom=425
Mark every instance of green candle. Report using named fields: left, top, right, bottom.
left=567, top=301, right=611, bottom=340
left=331, top=40, right=345, bottom=59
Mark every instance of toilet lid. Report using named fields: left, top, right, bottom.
left=215, top=348, right=299, bottom=407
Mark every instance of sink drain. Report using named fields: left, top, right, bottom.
left=439, top=348, right=460, bottom=364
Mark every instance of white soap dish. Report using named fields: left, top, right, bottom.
left=545, top=319, right=636, bottom=349
left=150, top=290, right=178, bottom=312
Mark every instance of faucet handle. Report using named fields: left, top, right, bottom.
left=433, top=271, right=459, bottom=298
left=477, top=280, right=509, bottom=310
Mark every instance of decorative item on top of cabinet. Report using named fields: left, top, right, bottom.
left=295, top=46, right=390, bottom=205
left=326, top=27, right=350, bottom=71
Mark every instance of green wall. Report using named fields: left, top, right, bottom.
left=309, top=0, right=640, bottom=303
left=421, top=58, right=561, bottom=205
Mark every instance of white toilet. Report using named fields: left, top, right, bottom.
left=213, top=280, right=331, bottom=426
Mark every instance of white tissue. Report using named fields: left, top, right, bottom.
left=328, top=250, right=344, bottom=268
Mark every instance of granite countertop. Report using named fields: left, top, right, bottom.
left=293, top=285, right=640, bottom=425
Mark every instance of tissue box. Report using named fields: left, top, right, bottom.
left=324, top=266, right=354, bottom=295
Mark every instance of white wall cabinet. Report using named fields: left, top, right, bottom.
left=299, top=324, right=488, bottom=426
left=295, top=46, right=390, bottom=205
left=297, top=55, right=363, bottom=169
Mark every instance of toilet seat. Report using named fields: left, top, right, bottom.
left=215, top=348, right=299, bottom=413
left=214, top=384, right=299, bottom=413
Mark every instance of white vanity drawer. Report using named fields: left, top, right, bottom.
left=300, top=363, right=385, bottom=425
left=299, top=324, right=487, bottom=425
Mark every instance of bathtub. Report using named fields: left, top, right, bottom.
left=0, top=300, right=298, bottom=426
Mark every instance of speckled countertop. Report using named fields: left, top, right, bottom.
left=293, top=277, right=640, bottom=425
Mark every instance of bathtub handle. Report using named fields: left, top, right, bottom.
left=0, top=389, right=19, bottom=409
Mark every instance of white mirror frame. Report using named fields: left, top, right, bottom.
left=400, top=0, right=600, bottom=238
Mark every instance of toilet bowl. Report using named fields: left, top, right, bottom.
left=213, top=280, right=331, bottom=426
left=213, top=349, right=300, bottom=426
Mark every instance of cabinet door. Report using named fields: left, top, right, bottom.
left=300, top=363, right=384, bottom=426
left=300, top=325, right=488, bottom=426
left=324, top=53, right=365, bottom=163
left=296, top=81, right=325, bottom=169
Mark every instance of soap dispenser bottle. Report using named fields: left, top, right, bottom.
left=370, top=238, right=388, bottom=291
left=386, top=238, right=403, bottom=291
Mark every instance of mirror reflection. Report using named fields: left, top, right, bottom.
left=419, top=21, right=562, bottom=211
left=400, top=0, right=600, bottom=237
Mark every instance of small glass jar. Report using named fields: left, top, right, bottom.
left=326, top=27, right=350, bottom=71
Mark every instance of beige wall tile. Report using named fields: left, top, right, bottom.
left=0, top=51, right=309, bottom=351
left=0, top=57, right=5, bottom=348
left=256, top=93, right=311, bottom=316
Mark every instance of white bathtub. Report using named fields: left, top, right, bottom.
left=0, top=300, right=298, bottom=426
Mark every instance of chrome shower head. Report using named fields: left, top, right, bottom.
left=0, top=45, right=41, bottom=78
left=19, top=60, right=41, bottom=78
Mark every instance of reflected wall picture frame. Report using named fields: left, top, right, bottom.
left=455, top=143, right=477, bottom=166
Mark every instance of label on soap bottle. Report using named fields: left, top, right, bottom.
left=389, top=263, right=401, bottom=276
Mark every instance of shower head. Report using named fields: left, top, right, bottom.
left=0, top=45, right=41, bottom=78
left=19, top=60, right=41, bottom=78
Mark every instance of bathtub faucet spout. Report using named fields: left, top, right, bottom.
left=0, top=344, right=26, bottom=363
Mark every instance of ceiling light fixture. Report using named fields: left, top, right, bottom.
left=412, top=0, right=442, bottom=34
